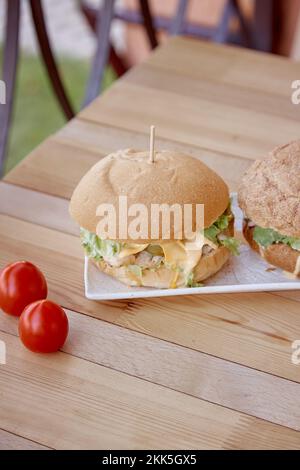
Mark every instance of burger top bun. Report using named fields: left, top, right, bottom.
left=238, top=141, right=300, bottom=238
left=69, top=149, right=229, bottom=242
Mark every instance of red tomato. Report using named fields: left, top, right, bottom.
left=19, top=300, right=69, bottom=353
left=0, top=261, right=48, bottom=317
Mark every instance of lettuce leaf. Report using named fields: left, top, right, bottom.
left=203, top=225, right=220, bottom=244
left=253, top=226, right=300, bottom=252
left=220, top=237, right=240, bottom=255
left=80, top=228, right=122, bottom=260
left=216, top=214, right=230, bottom=231
left=204, top=212, right=239, bottom=255
left=204, top=213, right=230, bottom=243
left=253, top=227, right=282, bottom=248
left=290, top=239, right=300, bottom=251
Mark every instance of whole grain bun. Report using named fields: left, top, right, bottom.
left=69, top=149, right=229, bottom=242
left=94, top=245, right=231, bottom=288
left=243, top=221, right=300, bottom=277
left=238, top=141, right=300, bottom=238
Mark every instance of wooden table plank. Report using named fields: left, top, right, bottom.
left=77, top=38, right=300, bottom=161
left=147, top=37, right=299, bottom=98
left=0, top=182, right=78, bottom=235
left=1, top=37, right=300, bottom=449
left=56, top=119, right=254, bottom=188
left=1, top=331, right=300, bottom=450
left=79, top=80, right=300, bottom=161
left=5, top=122, right=253, bottom=196
left=2, top=307, right=300, bottom=431
left=4, top=138, right=104, bottom=199
left=0, top=213, right=300, bottom=384
left=0, top=429, right=50, bottom=450
left=274, top=291, right=300, bottom=303
left=126, top=63, right=300, bottom=122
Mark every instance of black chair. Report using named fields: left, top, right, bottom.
left=0, top=0, right=157, bottom=176
left=169, top=0, right=274, bottom=51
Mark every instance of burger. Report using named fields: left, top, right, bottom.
left=238, top=140, right=300, bottom=277
left=69, top=149, right=239, bottom=289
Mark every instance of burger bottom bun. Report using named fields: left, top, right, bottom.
left=243, top=221, right=300, bottom=277
left=93, top=245, right=231, bottom=289
left=193, top=246, right=230, bottom=282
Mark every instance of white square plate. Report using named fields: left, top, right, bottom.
left=84, top=194, right=300, bottom=300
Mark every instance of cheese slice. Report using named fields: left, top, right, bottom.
left=160, top=241, right=187, bottom=265
left=119, top=243, right=148, bottom=258
left=160, top=235, right=215, bottom=287
left=170, top=270, right=180, bottom=289
left=119, top=235, right=218, bottom=288
left=181, top=235, right=208, bottom=278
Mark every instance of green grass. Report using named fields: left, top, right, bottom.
left=4, top=51, right=115, bottom=174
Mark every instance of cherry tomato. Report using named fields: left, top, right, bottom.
left=0, top=261, right=48, bottom=317
left=19, top=300, right=69, bottom=353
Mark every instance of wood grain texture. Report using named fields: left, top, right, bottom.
left=2, top=37, right=300, bottom=449
left=0, top=182, right=78, bottom=235
left=125, top=63, right=300, bottom=122
left=5, top=120, right=253, bottom=196
left=147, top=37, right=299, bottom=98
left=56, top=119, right=254, bottom=191
left=0, top=213, right=300, bottom=384
left=77, top=38, right=300, bottom=161
left=1, top=308, right=300, bottom=431
left=1, top=332, right=300, bottom=450
left=0, top=429, right=49, bottom=450
left=79, top=80, right=300, bottom=161
left=274, top=291, right=300, bottom=303
left=4, top=138, right=104, bottom=199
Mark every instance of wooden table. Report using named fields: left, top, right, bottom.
left=1, top=37, right=300, bottom=450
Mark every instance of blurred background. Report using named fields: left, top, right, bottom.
left=1, top=0, right=300, bottom=175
